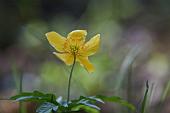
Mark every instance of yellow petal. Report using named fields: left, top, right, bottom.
left=84, top=34, right=100, bottom=56
left=77, top=56, right=95, bottom=73
left=53, top=52, right=74, bottom=65
left=67, top=30, right=87, bottom=41
left=46, top=31, right=66, bottom=52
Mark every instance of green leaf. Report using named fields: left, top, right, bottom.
left=10, top=91, right=57, bottom=104
left=97, top=95, right=136, bottom=111
left=72, top=105, right=100, bottom=113
left=56, top=96, right=68, bottom=108
left=77, top=100, right=101, bottom=110
left=141, top=81, right=149, bottom=113
left=36, top=102, right=58, bottom=113
left=79, top=96, right=104, bottom=104
left=56, top=96, right=63, bottom=104
left=69, top=96, right=103, bottom=111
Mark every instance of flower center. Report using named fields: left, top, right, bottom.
left=70, top=45, right=79, bottom=53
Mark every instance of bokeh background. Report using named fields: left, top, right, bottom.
left=1, top=0, right=170, bottom=113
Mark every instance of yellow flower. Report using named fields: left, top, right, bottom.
left=46, top=30, right=100, bottom=73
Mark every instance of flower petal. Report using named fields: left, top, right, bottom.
left=53, top=52, right=74, bottom=65
left=77, top=56, right=95, bottom=73
left=84, top=34, right=100, bottom=56
left=67, top=30, right=87, bottom=41
left=46, top=31, right=66, bottom=52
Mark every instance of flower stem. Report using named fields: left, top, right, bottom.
left=19, top=74, right=23, bottom=113
left=67, top=53, right=76, bottom=104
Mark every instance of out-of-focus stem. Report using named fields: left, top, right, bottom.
left=19, top=74, right=23, bottom=113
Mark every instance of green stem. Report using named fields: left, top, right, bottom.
left=19, top=74, right=23, bottom=113
left=67, top=53, right=76, bottom=104
left=127, top=64, right=132, bottom=113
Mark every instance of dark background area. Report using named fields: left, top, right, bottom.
left=1, top=0, right=170, bottom=113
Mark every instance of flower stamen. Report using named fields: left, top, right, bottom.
left=70, top=45, right=79, bottom=54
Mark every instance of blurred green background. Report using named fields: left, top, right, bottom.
left=1, top=0, right=170, bottom=113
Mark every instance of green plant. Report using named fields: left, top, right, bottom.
left=10, top=30, right=136, bottom=113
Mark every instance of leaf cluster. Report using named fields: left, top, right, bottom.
left=11, top=91, right=136, bottom=113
